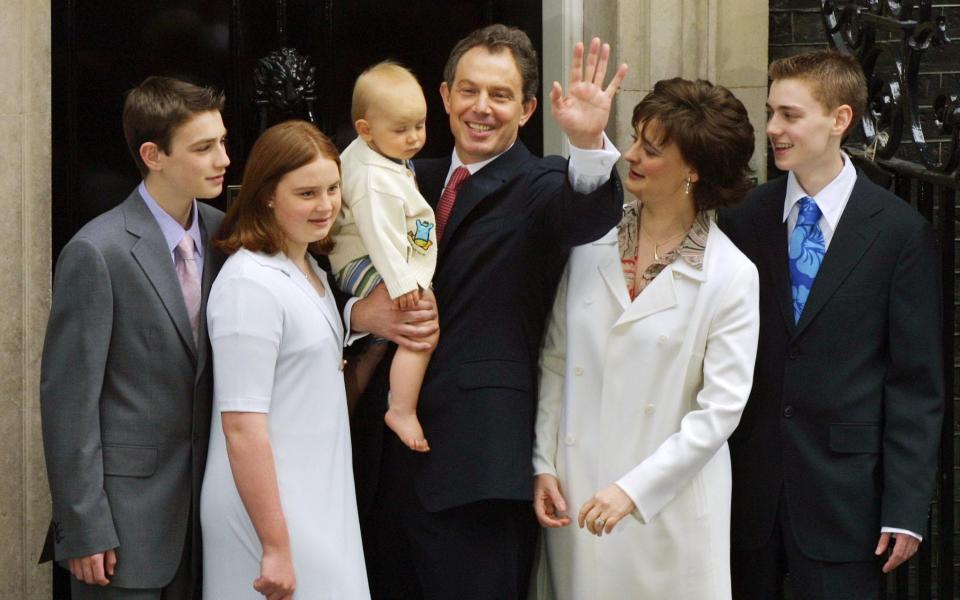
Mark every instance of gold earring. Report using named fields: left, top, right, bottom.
left=684, top=179, right=692, bottom=195
left=267, top=201, right=274, bottom=208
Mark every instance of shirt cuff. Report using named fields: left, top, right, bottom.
left=342, top=297, right=369, bottom=347
left=881, top=526, right=922, bottom=542
left=568, top=132, right=620, bottom=179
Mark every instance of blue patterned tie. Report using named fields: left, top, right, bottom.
left=789, top=197, right=825, bottom=323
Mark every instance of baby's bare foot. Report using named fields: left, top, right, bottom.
left=385, top=407, right=430, bottom=452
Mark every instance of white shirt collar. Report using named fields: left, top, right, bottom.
left=782, top=152, right=857, bottom=233
left=138, top=181, right=203, bottom=260
left=444, top=142, right=516, bottom=184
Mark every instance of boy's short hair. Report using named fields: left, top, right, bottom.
left=351, top=61, right=421, bottom=122
left=768, top=50, right=867, bottom=137
left=122, top=76, right=226, bottom=177
left=443, top=24, right=539, bottom=104
left=216, top=120, right=340, bottom=256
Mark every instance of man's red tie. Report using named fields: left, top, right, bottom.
left=435, top=166, right=470, bottom=240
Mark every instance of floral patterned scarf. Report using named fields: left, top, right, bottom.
left=618, top=199, right=710, bottom=300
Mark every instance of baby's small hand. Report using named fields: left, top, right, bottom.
left=395, top=289, right=422, bottom=311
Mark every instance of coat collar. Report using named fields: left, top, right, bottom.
left=593, top=218, right=713, bottom=326
left=123, top=189, right=199, bottom=358
left=241, top=249, right=344, bottom=343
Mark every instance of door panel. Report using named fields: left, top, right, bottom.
left=53, top=1, right=542, bottom=264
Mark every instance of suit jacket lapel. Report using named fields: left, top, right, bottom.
left=123, top=192, right=198, bottom=358
left=793, top=174, right=881, bottom=338
left=195, top=208, right=219, bottom=378
left=753, top=179, right=796, bottom=336
left=429, top=142, right=531, bottom=254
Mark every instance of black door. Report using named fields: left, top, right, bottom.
left=52, top=0, right=543, bottom=265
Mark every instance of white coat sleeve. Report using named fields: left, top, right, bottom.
left=616, top=261, right=760, bottom=523
left=207, top=273, right=283, bottom=413
left=533, top=266, right=570, bottom=478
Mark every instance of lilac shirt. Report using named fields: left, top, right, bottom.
left=139, top=182, right=205, bottom=280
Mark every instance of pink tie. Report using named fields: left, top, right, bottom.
left=435, top=166, right=470, bottom=240
left=175, top=235, right=201, bottom=344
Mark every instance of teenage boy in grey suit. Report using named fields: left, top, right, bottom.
left=40, top=76, right=229, bottom=599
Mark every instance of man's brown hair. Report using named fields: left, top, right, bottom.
left=632, top=78, right=755, bottom=211
left=443, top=24, right=539, bottom=103
left=122, top=76, right=225, bottom=177
left=768, top=49, right=868, bottom=137
left=216, top=120, right=340, bottom=256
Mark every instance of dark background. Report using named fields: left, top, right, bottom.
left=52, top=0, right=543, bottom=266
left=768, top=0, right=960, bottom=177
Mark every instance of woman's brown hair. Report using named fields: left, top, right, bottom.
left=632, top=78, right=755, bottom=211
left=216, top=120, right=340, bottom=255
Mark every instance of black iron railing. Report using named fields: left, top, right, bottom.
left=821, top=2, right=959, bottom=598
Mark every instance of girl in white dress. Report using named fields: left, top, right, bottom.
left=201, top=121, right=370, bottom=600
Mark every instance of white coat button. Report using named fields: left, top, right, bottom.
left=565, top=434, right=576, bottom=445
left=673, top=271, right=681, bottom=279
left=574, top=366, right=584, bottom=376
left=658, top=335, right=668, bottom=345
left=644, top=404, right=655, bottom=415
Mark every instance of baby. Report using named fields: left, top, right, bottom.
left=330, top=62, right=438, bottom=452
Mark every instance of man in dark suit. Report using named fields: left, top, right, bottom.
left=720, top=50, right=944, bottom=599
left=40, top=77, right=229, bottom=599
left=352, top=24, right=626, bottom=599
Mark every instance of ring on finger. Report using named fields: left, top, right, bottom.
left=594, top=517, right=606, bottom=529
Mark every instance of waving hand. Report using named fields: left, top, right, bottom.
left=551, top=38, right=628, bottom=149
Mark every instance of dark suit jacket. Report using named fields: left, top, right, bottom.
left=40, top=189, right=225, bottom=588
left=353, top=140, right=622, bottom=513
left=719, top=172, right=944, bottom=562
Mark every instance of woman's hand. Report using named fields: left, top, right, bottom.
left=533, top=474, right=571, bottom=528
left=254, top=546, right=296, bottom=600
left=578, top=484, right=636, bottom=536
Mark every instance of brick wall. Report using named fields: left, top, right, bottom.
left=768, top=0, right=960, bottom=176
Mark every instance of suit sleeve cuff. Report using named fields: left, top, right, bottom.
left=881, top=526, right=922, bottom=542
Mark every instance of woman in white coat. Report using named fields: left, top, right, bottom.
left=201, top=121, right=370, bottom=599
left=532, top=79, right=760, bottom=600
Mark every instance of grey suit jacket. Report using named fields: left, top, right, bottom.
left=40, top=188, right=225, bottom=588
